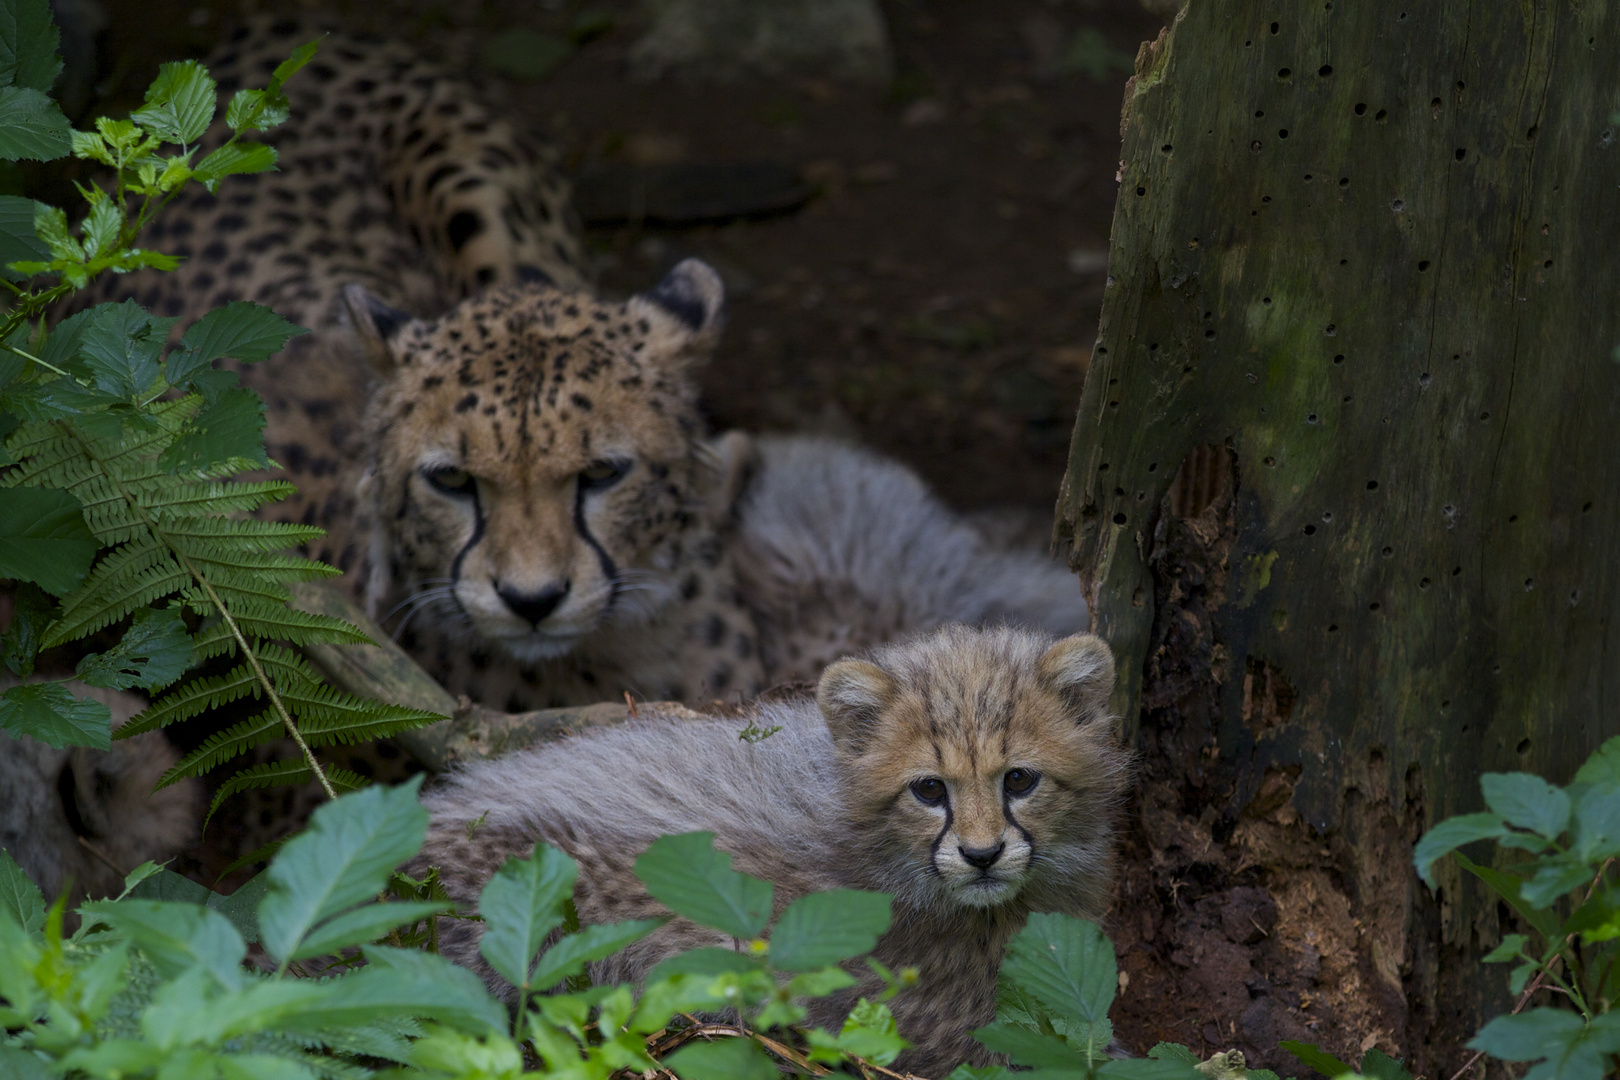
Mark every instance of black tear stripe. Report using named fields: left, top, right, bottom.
left=448, top=482, right=487, bottom=590
left=1003, top=791, right=1036, bottom=865
left=927, top=797, right=954, bottom=879
left=573, top=480, right=620, bottom=610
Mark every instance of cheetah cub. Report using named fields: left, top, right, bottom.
left=413, top=625, right=1128, bottom=1076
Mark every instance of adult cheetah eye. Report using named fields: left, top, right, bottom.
left=423, top=466, right=475, bottom=496
left=579, top=459, right=631, bottom=491
left=910, top=777, right=947, bottom=805
left=1004, top=769, right=1040, bottom=796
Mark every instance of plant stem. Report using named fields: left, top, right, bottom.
left=4, top=343, right=70, bottom=378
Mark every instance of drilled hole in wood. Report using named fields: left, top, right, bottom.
left=1430, top=97, right=1442, bottom=108
left=1147, top=462, right=1157, bottom=472
left=1161, top=143, right=1173, bottom=153
left=1524, top=579, right=1534, bottom=591
left=1242, top=657, right=1297, bottom=735
left=1518, top=738, right=1532, bottom=754
left=1263, top=295, right=1272, bottom=303
left=1278, top=67, right=1292, bottom=79
left=1366, top=480, right=1378, bottom=490
left=1262, top=195, right=1272, bottom=203
left=1339, top=177, right=1349, bottom=186
left=1270, top=21, right=1280, bottom=33
left=1251, top=140, right=1263, bottom=153
left=1303, top=524, right=1317, bottom=535
left=1112, top=512, right=1127, bottom=525
left=1375, top=108, right=1388, bottom=121
left=1584, top=501, right=1593, bottom=512
left=1167, top=444, right=1233, bottom=518
left=1419, top=372, right=1431, bottom=386
left=1383, top=546, right=1395, bottom=556
left=1342, top=395, right=1352, bottom=403
left=1418, top=260, right=1431, bottom=271
left=1318, top=65, right=1333, bottom=77
left=1391, top=198, right=1405, bottom=211
left=1325, top=324, right=1337, bottom=335
left=1278, top=128, right=1290, bottom=139
left=1135, top=186, right=1146, bottom=196
left=1544, top=259, right=1553, bottom=268
left=1419, top=578, right=1431, bottom=590
left=1307, top=413, right=1319, bottom=424
left=1454, top=148, right=1467, bottom=161
left=1327, top=624, right=1339, bottom=633
left=1527, top=125, right=1539, bottom=139
left=1254, top=109, right=1265, bottom=118
left=1368, top=602, right=1381, bottom=611
left=1334, top=354, right=1345, bottom=364
left=1204, top=329, right=1216, bottom=339
left=1264, top=456, right=1277, bottom=467
left=1452, top=566, right=1462, bottom=575
left=1354, top=102, right=1367, bottom=115
left=1508, top=514, right=1518, bottom=522
left=1479, top=411, right=1490, bottom=421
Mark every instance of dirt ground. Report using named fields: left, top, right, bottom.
left=41, top=0, right=1426, bottom=1071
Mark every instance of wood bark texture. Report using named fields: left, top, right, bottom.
left=1056, top=0, right=1619, bottom=1063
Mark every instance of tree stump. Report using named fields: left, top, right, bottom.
left=1056, top=0, right=1620, bottom=1068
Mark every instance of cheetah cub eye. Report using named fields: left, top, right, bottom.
left=423, top=466, right=475, bottom=496
left=579, top=459, right=632, bottom=491
left=1003, top=768, right=1039, bottom=796
left=910, top=777, right=947, bottom=805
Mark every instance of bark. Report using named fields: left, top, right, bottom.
left=1056, top=0, right=1620, bottom=1069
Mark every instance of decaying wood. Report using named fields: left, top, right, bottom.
left=289, top=581, right=635, bottom=770
left=1055, top=0, right=1620, bottom=1066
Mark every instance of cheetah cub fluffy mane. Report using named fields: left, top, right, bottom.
left=413, top=625, right=1128, bottom=1076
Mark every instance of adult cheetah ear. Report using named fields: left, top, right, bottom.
left=699, top=430, right=759, bottom=523
left=343, top=284, right=418, bottom=374
left=1037, top=635, right=1117, bottom=730
left=627, top=258, right=725, bottom=367
left=818, top=659, right=898, bottom=755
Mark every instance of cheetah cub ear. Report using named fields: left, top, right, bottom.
left=1037, top=635, right=1117, bottom=732
left=818, top=658, right=898, bottom=755
left=343, top=284, right=420, bottom=374
left=627, top=258, right=726, bottom=368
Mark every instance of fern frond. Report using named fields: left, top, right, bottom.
left=142, top=477, right=298, bottom=517
left=189, top=621, right=240, bottom=662
left=206, top=759, right=366, bottom=828
left=157, top=708, right=285, bottom=787
left=119, top=663, right=262, bottom=736
left=45, top=541, right=188, bottom=646
left=171, top=542, right=337, bottom=581
left=154, top=516, right=323, bottom=551
left=215, top=599, right=374, bottom=648
left=291, top=681, right=442, bottom=747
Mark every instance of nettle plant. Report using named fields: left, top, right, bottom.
left=1416, top=734, right=1620, bottom=1080
left=0, top=0, right=441, bottom=811
left=0, top=780, right=918, bottom=1080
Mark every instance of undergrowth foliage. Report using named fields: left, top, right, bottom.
left=0, top=0, right=443, bottom=808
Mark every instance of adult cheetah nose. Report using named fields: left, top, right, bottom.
left=959, top=842, right=1005, bottom=870
left=497, top=582, right=570, bottom=627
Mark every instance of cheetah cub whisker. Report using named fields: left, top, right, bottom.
left=411, top=624, right=1129, bottom=1077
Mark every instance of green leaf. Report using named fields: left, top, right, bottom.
left=290, top=900, right=448, bottom=960
left=972, top=1021, right=1086, bottom=1070
left=1482, top=933, right=1528, bottom=962
left=224, top=88, right=289, bottom=134
left=330, top=945, right=506, bottom=1034
left=769, top=889, right=892, bottom=971
left=79, top=899, right=246, bottom=989
left=1146, top=1045, right=1201, bottom=1066
left=130, top=60, right=217, bottom=146
left=839, top=999, right=906, bottom=1065
left=0, top=193, right=45, bottom=278
left=1455, top=853, right=1564, bottom=940
left=0, top=486, right=97, bottom=595
left=258, top=777, right=429, bottom=964
left=1413, top=812, right=1507, bottom=888
left=1280, top=1041, right=1355, bottom=1079
left=0, top=681, right=112, bottom=748
left=191, top=141, right=277, bottom=192
left=1000, top=912, right=1117, bottom=1024
left=1467, top=1007, right=1586, bottom=1059
left=1520, top=857, right=1596, bottom=909
left=1572, top=784, right=1620, bottom=862
left=169, top=301, right=308, bottom=386
left=75, top=607, right=194, bottom=691
left=1358, top=1049, right=1414, bottom=1080
left=1482, top=772, right=1571, bottom=839
left=664, top=1036, right=778, bottom=1080
left=0, top=1045, right=51, bottom=1080
left=0, top=86, right=68, bottom=160
left=1097, top=1060, right=1204, bottom=1080
left=78, top=300, right=174, bottom=399
left=1574, top=736, right=1620, bottom=788
left=1, top=581, right=51, bottom=677
left=159, top=385, right=270, bottom=473
left=0, top=848, right=44, bottom=935
left=266, top=38, right=321, bottom=96
left=646, top=945, right=766, bottom=984
left=477, top=842, right=577, bottom=988
left=633, top=831, right=772, bottom=940
left=527, top=918, right=664, bottom=991
left=0, top=0, right=61, bottom=91
left=78, top=187, right=121, bottom=258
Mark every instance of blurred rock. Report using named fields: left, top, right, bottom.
left=629, top=0, right=894, bottom=85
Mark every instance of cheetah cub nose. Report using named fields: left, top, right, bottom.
left=959, top=842, right=1005, bottom=870
left=497, top=582, right=570, bottom=626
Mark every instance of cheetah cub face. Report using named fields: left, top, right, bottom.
left=347, top=261, right=730, bottom=662
left=818, top=626, right=1124, bottom=914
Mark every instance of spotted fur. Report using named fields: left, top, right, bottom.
left=412, top=625, right=1128, bottom=1077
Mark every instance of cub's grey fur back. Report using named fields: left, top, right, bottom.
left=733, top=435, right=1089, bottom=678
left=413, top=624, right=1127, bottom=1076
left=0, top=681, right=200, bottom=904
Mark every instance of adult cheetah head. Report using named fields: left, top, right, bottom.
left=348, top=260, right=742, bottom=663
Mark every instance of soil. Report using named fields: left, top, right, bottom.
left=36, top=0, right=1422, bottom=1072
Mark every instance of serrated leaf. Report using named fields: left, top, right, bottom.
left=1097, top=1060, right=1203, bottom=1080
left=0, top=0, right=61, bottom=92
left=1413, top=812, right=1507, bottom=888
left=1, top=581, right=51, bottom=677
left=191, top=140, right=277, bottom=193
left=0, top=681, right=111, bottom=748
left=645, top=946, right=766, bottom=985
left=130, top=60, right=217, bottom=146
left=0, top=486, right=96, bottom=595
left=633, top=831, right=772, bottom=940
left=1000, top=913, right=1117, bottom=1024
left=1520, top=857, right=1596, bottom=908
left=75, top=607, right=194, bottom=691
left=79, top=899, right=245, bottom=989
left=159, top=385, right=270, bottom=473
left=1572, top=784, right=1620, bottom=862
left=0, top=848, right=44, bottom=935
left=1358, top=1048, right=1414, bottom=1080
left=1279, top=1041, right=1354, bottom=1079
left=527, top=918, right=664, bottom=991
left=78, top=188, right=121, bottom=258
left=290, top=900, right=448, bottom=960
left=1455, top=853, right=1564, bottom=941
left=0, top=86, right=68, bottom=161
left=169, top=301, right=308, bottom=386
left=0, top=194, right=45, bottom=279
left=1467, top=1007, right=1586, bottom=1059
left=1482, top=772, right=1571, bottom=839
left=477, top=843, right=577, bottom=989
left=1482, top=933, right=1528, bottom=962
left=268, top=38, right=321, bottom=94
left=665, top=1035, right=777, bottom=1080
left=769, top=889, right=891, bottom=971
left=972, top=1022, right=1087, bottom=1070
left=78, top=300, right=174, bottom=399
left=1574, top=736, right=1620, bottom=789
left=258, top=777, right=429, bottom=964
